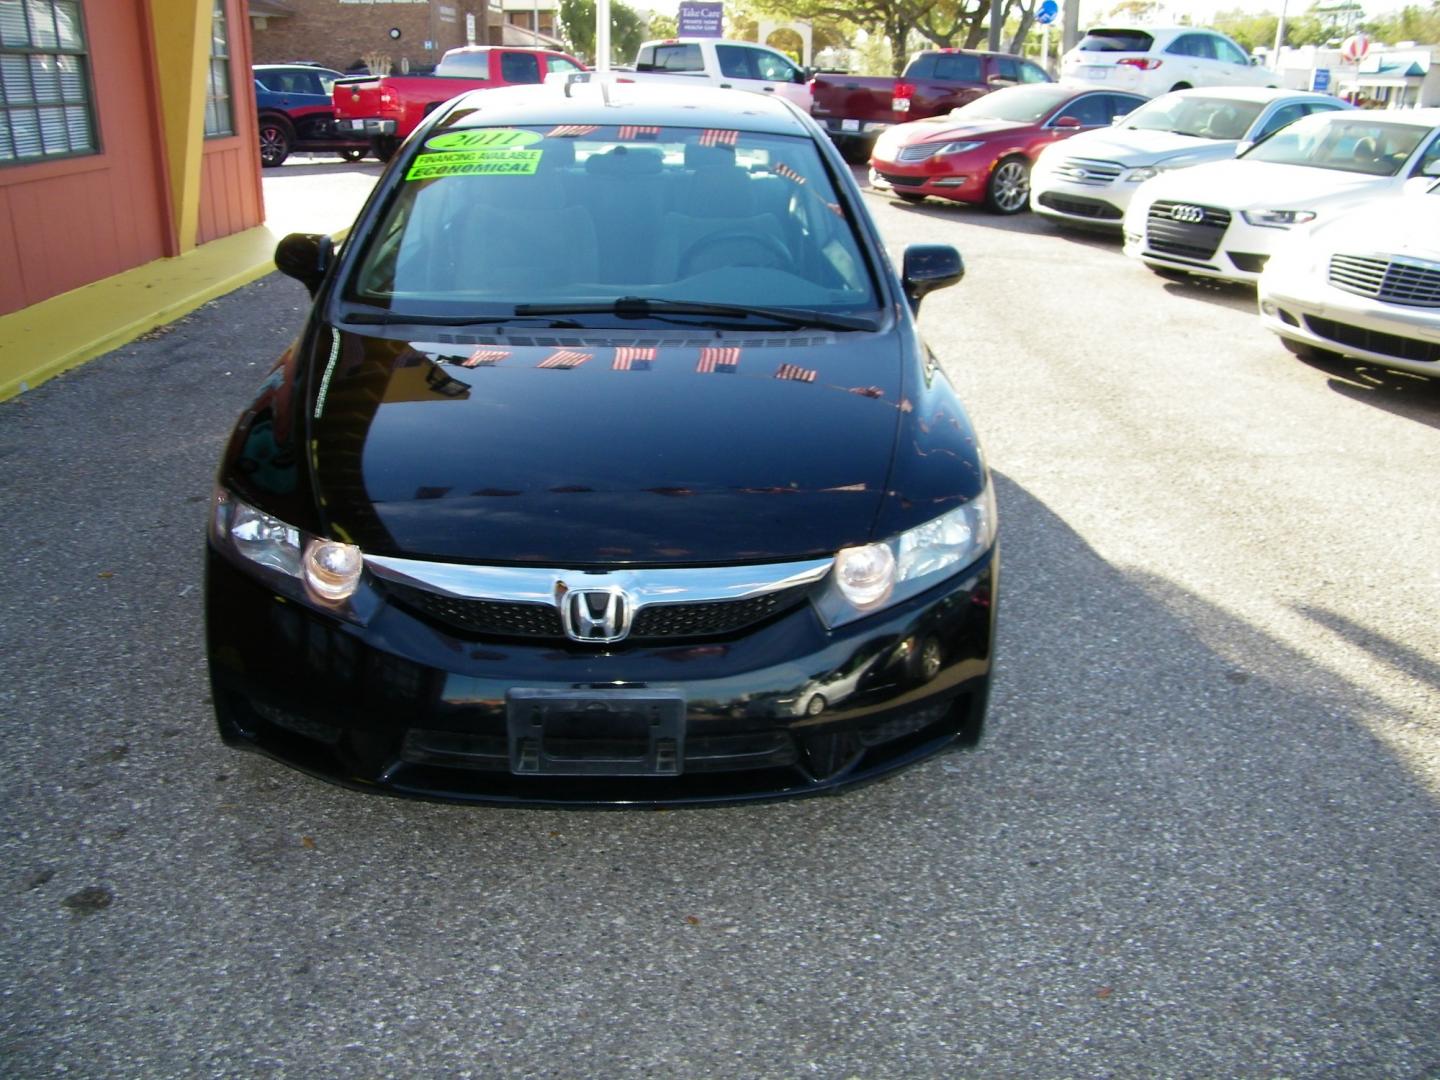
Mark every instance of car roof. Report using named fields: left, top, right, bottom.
left=1308, top=106, right=1440, bottom=128
left=1165, top=86, right=1341, bottom=103
left=440, top=81, right=812, bottom=136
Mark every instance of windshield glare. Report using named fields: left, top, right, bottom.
left=1243, top=115, right=1429, bottom=175
left=348, top=125, right=878, bottom=315
left=1126, top=95, right=1264, bottom=140
left=953, top=85, right=1073, bottom=123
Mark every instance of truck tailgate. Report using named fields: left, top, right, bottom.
left=332, top=76, right=385, bottom=121
left=809, top=75, right=898, bottom=129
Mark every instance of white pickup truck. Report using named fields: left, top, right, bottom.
left=615, top=38, right=813, bottom=112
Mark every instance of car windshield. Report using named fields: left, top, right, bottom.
left=347, top=124, right=879, bottom=316
left=1125, top=94, right=1264, bottom=140
left=951, top=85, right=1073, bottom=123
left=1242, top=115, right=1430, bottom=176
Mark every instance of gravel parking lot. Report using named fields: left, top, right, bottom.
left=2, top=175, right=1438, bottom=1078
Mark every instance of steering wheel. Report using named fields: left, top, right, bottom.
left=678, top=229, right=796, bottom=278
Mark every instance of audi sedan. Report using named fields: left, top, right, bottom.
left=206, top=82, right=997, bottom=805
left=869, top=84, right=1145, bottom=214
left=1124, top=108, right=1440, bottom=284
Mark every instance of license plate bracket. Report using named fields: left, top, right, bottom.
left=506, top=689, right=686, bottom=776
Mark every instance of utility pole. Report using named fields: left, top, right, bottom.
left=596, top=0, right=611, bottom=70
left=1062, top=0, right=1080, bottom=54
left=1272, top=0, right=1288, bottom=70
left=988, top=0, right=1002, bottom=51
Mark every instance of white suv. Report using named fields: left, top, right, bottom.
left=1061, top=27, right=1277, bottom=98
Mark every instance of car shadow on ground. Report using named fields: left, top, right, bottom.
left=1290, top=347, right=1440, bottom=429
left=269, top=156, right=385, bottom=177
left=1154, top=274, right=1258, bottom=315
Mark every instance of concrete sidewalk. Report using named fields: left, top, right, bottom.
left=0, top=157, right=381, bottom=402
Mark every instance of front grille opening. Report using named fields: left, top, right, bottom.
left=1304, top=316, right=1440, bottom=365
left=1037, top=192, right=1123, bottom=220
left=1228, top=252, right=1269, bottom=275
left=1146, top=200, right=1230, bottom=261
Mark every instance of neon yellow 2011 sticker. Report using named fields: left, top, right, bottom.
left=405, top=148, right=543, bottom=180
left=424, top=128, right=543, bottom=151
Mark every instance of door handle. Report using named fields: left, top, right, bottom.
left=719, top=82, right=732, bottom=88
left=763, top=86, right=775, bottom=92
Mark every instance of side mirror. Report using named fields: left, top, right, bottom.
left=987, top=75, right=1016, bottom=88
left=1052, top=115, right=1081, bottom=129
left=902, top=244, right=964, bottom=309
left=274, top=232, right=334, bottom=297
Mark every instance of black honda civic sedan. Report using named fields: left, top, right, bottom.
left=205, top=80, right=997, bottom=805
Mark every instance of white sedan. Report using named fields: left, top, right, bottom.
left=1031, top=86, right=1347, bottom=229
left=1258, top=181, right=1440, bottom=378
left=1124, top=109, right=1440, bottom=284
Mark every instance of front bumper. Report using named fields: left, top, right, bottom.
left=868, top=159, right=988, bottom=205
left=205, top=546, right=997, bottom=806
left=337, top=118, right=397, bottom=136
left=1030, top=171, right=1133, bottom=228
left=1124, top=198, right=1283, bottom=284
left=1258, top=271, right=1440, bottom=377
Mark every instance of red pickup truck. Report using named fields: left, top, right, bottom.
left=810, top=49, right=1051, bottom=160
left=332, top=46, right=586, bottom=161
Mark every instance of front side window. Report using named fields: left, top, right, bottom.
left=0, top=0, right=96, bottom=164
left=1214, top=36, right=1249, bottom=65
left=752, top=49, right=798, bottom=83
left=1243, top=116, right=1429, bottom=176
left=547, top=57, right=581, bottom=76
left=205, top=0, right=232, bottom=137
left=1019, top=61, right=1048, bottom=84
left=349, top=125, right=878, bottom=316
left=1054, top=93, right=1111, bottom=127
left=500, top=52, right=539, bottom=83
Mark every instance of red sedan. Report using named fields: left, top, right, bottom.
left=869, top=84, right=1147, bottom=214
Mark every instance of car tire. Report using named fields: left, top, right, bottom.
left=371, top=135, right=399, bottom=163
left=1148, top=264, right=1191, bottom=281
left=339, top=148, right=366, bottom=163
left=258, top=120, right=292, bottom=168
left=804, top=694, right=828, bottom=716
left=985, top=156, right=1030, bottom=215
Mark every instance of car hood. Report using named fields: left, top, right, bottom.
left=1139, top=159, right=1392, bottom=209
left=896, top=117, right=1031, bottom=145
left=1055, top=125, right=1234, bottom=166
left=304, top=329, right=905, bottom=566
left=1302, top=188, right=1440, bottom=259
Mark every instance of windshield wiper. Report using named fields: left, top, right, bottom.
left=515, top=296, right=879, bottom=332
left=341, top=309, right=582, bottom=328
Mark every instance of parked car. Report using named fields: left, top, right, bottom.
left=1060, top=26, right=1277, bottom=98
left=205, top=83, right=997, bottom=805
left=331, top=46, right=586, bottom=162
left=1258, top=181, right=1440, bottom=377
left=870, top=83, right=1146, bottom=213
left=1031, top=86, right=1348, bottom=229
left=252, top=64, right=369, bottom=167
left=811, top=49, right=1051, bottom=161
left=618, top=38, right=812, bottom=112
left=1124, top=109, right=1440, bottom=283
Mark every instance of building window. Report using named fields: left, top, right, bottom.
left=204, top=0, right=232, bottom=137
left=0, top=0, right=97, bottom=164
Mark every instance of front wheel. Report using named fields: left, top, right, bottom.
left=258, top=122, right=291, bottom=168
left=985, top=156, right=1030, bottom=215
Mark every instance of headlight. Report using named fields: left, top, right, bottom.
left=816, top=483, right=997, bottom=628
left=1122, top=166, right=1159, bottom=182
left=1240, top=209, right=1317, bottom=229
left=937, top=140, right=982, bottom=156
left=211, top=488, right=364, bottom=609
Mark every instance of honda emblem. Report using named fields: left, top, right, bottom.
left=560, top=588, right=632, bottom=643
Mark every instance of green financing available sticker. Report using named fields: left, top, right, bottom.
left=408, top=128, right=545, bottom=179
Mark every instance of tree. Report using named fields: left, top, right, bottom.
left=1364, top=2, right=1440, bottom=43
left=558, top=0, right=646, bottom=64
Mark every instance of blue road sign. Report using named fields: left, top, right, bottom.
left=1312, top=68, right=1331, bottom=91
left=1036, top=0, right=1059, bottom=25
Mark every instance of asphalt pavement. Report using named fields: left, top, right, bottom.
left=1, top=164, right=1438, bottom=1079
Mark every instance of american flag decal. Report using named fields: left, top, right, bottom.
left=775, top=162, right=807, bottom=185
left=849, top=385, right=885, bottom=399
left=617, top=125, right=662, bottom=140
left=612, top=346, right=657, bottom=371
left=696, top=347, right=741, bottom=373
left=775, top=362, right=817, bottom=383
left=698, top=128, right=740, bottom=147
left=461, top=348, right=509, bottom=368
left=537, top=349, right=593, bottom=369
left=546, top=124, right=599, bottom=138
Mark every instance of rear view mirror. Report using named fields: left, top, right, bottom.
left=902, top=244, right=964, bottom=309
left=274, top=233, right=334, bottom=297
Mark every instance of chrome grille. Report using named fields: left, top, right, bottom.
left=1052, top=157, right=1123, bottom=186
left=896, top=143, right=940, bottom=163
left=1329, top=254, right=1440, bottom=308
left=1146, top=200, right=1231, bottom=261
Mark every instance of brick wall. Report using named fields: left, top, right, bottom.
left=250, top=0, right=495, bottom=73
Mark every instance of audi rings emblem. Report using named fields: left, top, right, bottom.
left=1169, top=204, right=1206, bottom=224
